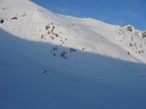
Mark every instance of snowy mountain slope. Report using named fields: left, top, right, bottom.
left=0, top=0, right=146, bottom=64
left=1, top=0, right=146, bottom=109
left=1, top=28, right=146, bottom=109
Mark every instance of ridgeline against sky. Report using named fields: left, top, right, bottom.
left=32, top=0, right=146, bottom=30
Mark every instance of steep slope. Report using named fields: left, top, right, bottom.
left=1, top=0, right=146, bottom=109
left=1, top=27, right=146, bottom=109
left=0, top=0, right=146, bottom=63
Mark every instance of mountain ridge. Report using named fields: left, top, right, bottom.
left=0, top=0, right=146, bottom=64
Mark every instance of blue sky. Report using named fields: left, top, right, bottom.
left=32, top=0, right=146, bottom=30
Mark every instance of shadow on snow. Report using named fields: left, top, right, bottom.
left=0, top=28, right=146, bottom=109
